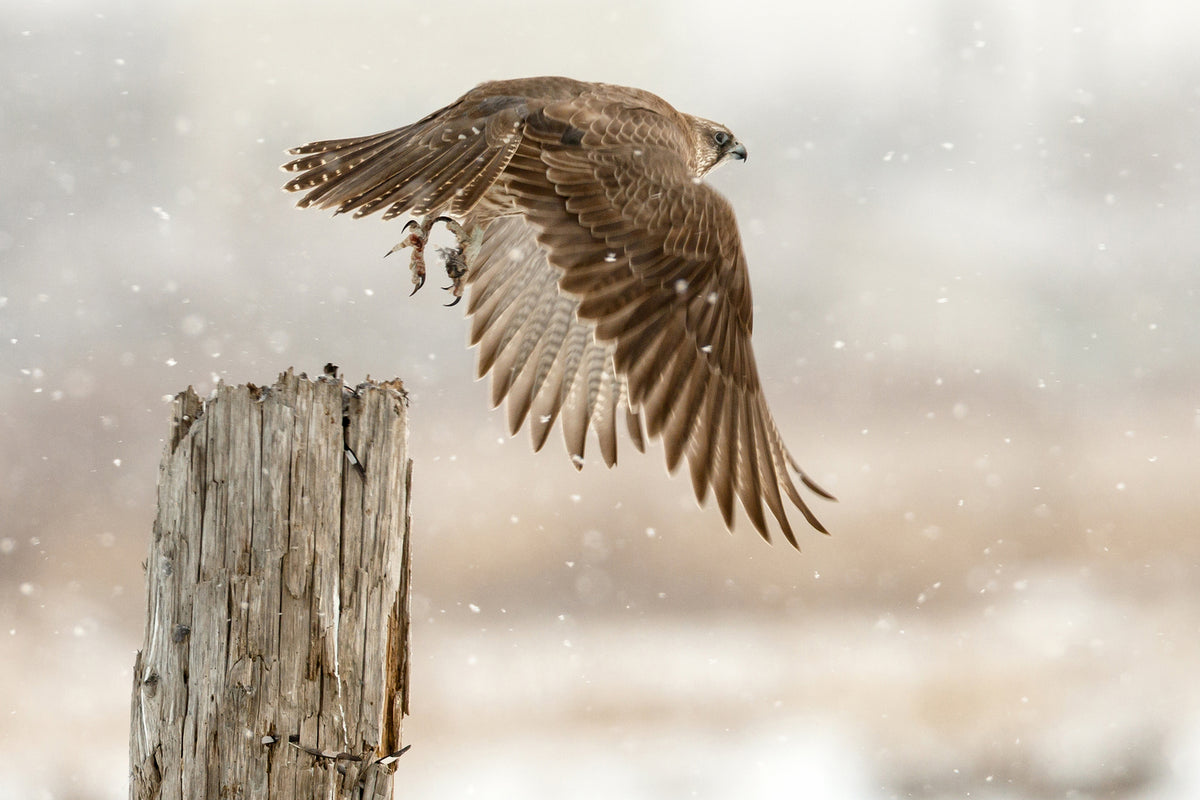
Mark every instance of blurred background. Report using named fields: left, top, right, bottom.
left=3, top=1, right=1199, bottom=797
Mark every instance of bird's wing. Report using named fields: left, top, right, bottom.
left=465, top=216, right=645, bottom=468
left=281, top=92, right=530, bottom=219
left=279, top=78, right=691, bottom=222
left=503, top=121, right=832, bottom=545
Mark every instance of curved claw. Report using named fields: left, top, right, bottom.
left=432, top=215, right=454, bottom=226
left=388, top=220, right=423, bottom=257
left=410, top=274, right=425, bottom=296
left=444, top=294, right=462, bottom=308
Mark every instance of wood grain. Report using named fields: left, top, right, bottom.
left=130, top=369, right=411, bottom=799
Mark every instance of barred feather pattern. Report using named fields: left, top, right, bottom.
left=465, top=217, right=644, bottom=469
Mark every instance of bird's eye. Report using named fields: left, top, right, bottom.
left=713, top=131, right=731, bottom=147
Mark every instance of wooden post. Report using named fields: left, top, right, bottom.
left=130, top=368, right=412, bottom=799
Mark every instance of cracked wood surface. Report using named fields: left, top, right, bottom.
left=130, top=369, right=411, bottom=799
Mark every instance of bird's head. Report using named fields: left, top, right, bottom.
left=686, top=116, right=747, bottom=176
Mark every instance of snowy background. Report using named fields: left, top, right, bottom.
left=3, top=1, right=1200, bottom=797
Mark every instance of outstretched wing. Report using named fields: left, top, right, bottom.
left=280, top=77, right=689, bottom=221
left=281, top=93, right=528, bottom=219
left=502, top=121, right=833, bottom=546
left=465, top=216, right=645, bottom=468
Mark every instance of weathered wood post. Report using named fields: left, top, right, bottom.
left=130, top=368, right=412, bottom=799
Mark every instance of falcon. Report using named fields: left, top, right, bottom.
left=282, top=76, right=835, bottom=546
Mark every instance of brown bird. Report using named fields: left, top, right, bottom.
left=282, top=76, right=834, bottom=546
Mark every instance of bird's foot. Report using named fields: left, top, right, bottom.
left=437, top=246, right=470, bottom=307
left=432, top=216, right=480, bottom=307
left=387, top=216, right=478, bottom=303
left=386, top=218, right=436, bottom=295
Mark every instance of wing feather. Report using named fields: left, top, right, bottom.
left=282, top=96, right=526, bottom=222
left=463, top=217, right=642, bottom=469
left=510, top=139, right=832, bottom=542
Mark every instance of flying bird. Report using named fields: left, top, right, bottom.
left=282, top=76, right=834, bottom=546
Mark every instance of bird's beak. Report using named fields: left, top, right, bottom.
left=730, top=142, right=748, bottom=162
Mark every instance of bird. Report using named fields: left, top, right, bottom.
left=282, top=76, right=834, bottom=547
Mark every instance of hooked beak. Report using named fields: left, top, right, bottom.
left=729, top=142, right=748, bottom=162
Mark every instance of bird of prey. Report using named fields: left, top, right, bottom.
left=282, top=76, right=834, bottom=546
